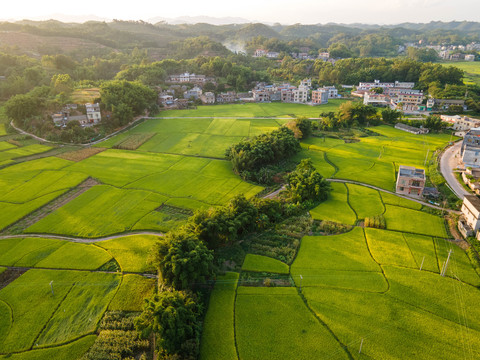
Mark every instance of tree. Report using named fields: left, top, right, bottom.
left=381, top=108, right=402, bottom=124
left=286, top=159, right=331, bottom=203
left=425, top=115, right=443, bottom=132
left=135, top=289, right=201, bottom=359
left=150, top=231, right=214, bottom=290
left=4, top=93, right=43, bottom=124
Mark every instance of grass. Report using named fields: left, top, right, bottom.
left=0, top=144, right=53, bottom=163
left=383, top=205, right=447, bottom=238
left=365, top=228, right=418, bottom=268
left=309, top=182, right=357, bottom=224
left=443, top=61, right=480, bottom=86
left=0, top=270, right=87, bottom=352
left=25, top=185, right=168, bottom=238
left=0, top=191, right=65, bottom=231
left=158, top=101, right=346, bottom=118
left=235, top=286, right=349, bottom=360
left=71, top=87, right=100, bottom=103
left=36, top=272, right=120, bottom=346
left=0, top=124, right=6, bottom=136
left=380, top=191, right=423, bottom=210
left=0, top=238, right=111, bottom=270
left=96, top=235, right=160, bottom=273
left=108, top=274, right=155, bottom=312
left=0, top=335, right=96, bottom=360
left=291, top=228, right=387, bottom=291
left=200, top=272, right=239, bottom=360
left=0, top=170, right=87, bottom=203
left=303, top=285, right=480, bottom=360
left=347, top=183, right=385, bottom=219
left=241, top=254, right=289, bottom=274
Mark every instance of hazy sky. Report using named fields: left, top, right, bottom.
left=3, top=0, right=480, bottom=24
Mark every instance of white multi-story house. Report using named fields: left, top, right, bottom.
left=321, top=86, right=338, bottom=98
left=458, top=195, right=480, bottom=237
left=85, top=103, right=101, bottom=124
left=293, top=87, right=308, bottom=103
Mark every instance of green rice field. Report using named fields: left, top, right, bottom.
left=0, top=102, right=476, bottom=359
left=444, top=61, right=480, bottom=86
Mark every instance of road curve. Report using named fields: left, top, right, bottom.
left=0, top=231, right=164, bottom=243
left=439, top=141, right=470, bottom=200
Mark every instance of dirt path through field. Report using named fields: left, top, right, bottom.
left=0, top=231, right=164, bottom=243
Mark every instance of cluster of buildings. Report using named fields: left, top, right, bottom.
left=159, top=78, right=340, bottom=107
left=405, top=42, right=478, bottom=61
left=353, top=80, right=426, bottom=114
left=166, top=72, right=215, bottom=85
left=253, top=49, right=331, bottom=61
left=252, top=80, right=338, bottom=105
left=51, top=103, right=102, bottom=127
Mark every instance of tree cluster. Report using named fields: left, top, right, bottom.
left=286, top=159, right=331, bottom=205
left=225, top=127, right=301, bottom=181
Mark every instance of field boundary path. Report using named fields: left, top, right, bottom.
left=326, top=178, right=461, bottom=214
left=439, top=140, right=470, bottom=199
left=0, top=231, right=164, bottom=243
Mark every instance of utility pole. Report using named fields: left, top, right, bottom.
left=299, top=275, right=303, bottom=292
left=49, top=280, right=54, bottom=296
left=441, top=249, right=453, bottom=277
left=420, top=256, right=425, bottom=271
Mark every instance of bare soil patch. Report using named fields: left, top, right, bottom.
left=0, top=267, right=28, bottom=291
left=57, top=147, right=106, bottom=162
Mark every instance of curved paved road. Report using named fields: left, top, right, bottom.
left=440, top=141, right=470, bottom=200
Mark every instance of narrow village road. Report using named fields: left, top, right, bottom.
left=0, top=231, right=164, bottom=243
left=439, top=141, right=470, bottom=200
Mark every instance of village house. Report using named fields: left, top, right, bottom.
left=395, top=123, right=429, bottom=135
left=252, top=89, right=271, bottom=102
left=254, top=49, right=267, bottom=57
left=167, top=72, right=208, bottom=85
left=266, top=51, right=280, bottom=58
left=458, top=195, right=480, bottom=238
left=318, top=52, right=330, bottom=61
left=85, top=103, right=101, bottom=124
left=465, top=54, right=475, bottom=62
left=321, top=86, right=338, bottom=98
left=52, top=103, right=101, bottom=127
left=461, top=128, right=480, bottom=168
left=363, top=92, right=389, bottom=107
left=311, top=89, right=329, bottom=105
left=158, top=94, right=174, bottom=106
left=183, top=86, right=203, bottom=100
left=430, top=98, right=466, bottom=111
left=200, top=92, right=215, bottom=104
left=395, top=165, right=426, bottom=198
left=444, top=115, right=480, bottom=131
left=216, top=91, right=237, bottom=103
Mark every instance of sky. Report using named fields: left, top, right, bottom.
left=2, top=0, right=480, bottom=24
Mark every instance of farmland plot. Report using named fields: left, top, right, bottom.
left=235, top=286, right=349, bottom=360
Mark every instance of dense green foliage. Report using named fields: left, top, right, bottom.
left=286, top=159, right=331, bottom=204
left=151, top=231, right=214, bottom=290
left=135, top=289, right=202, bottom=359
left=225, top=126, right=300, bottom=181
